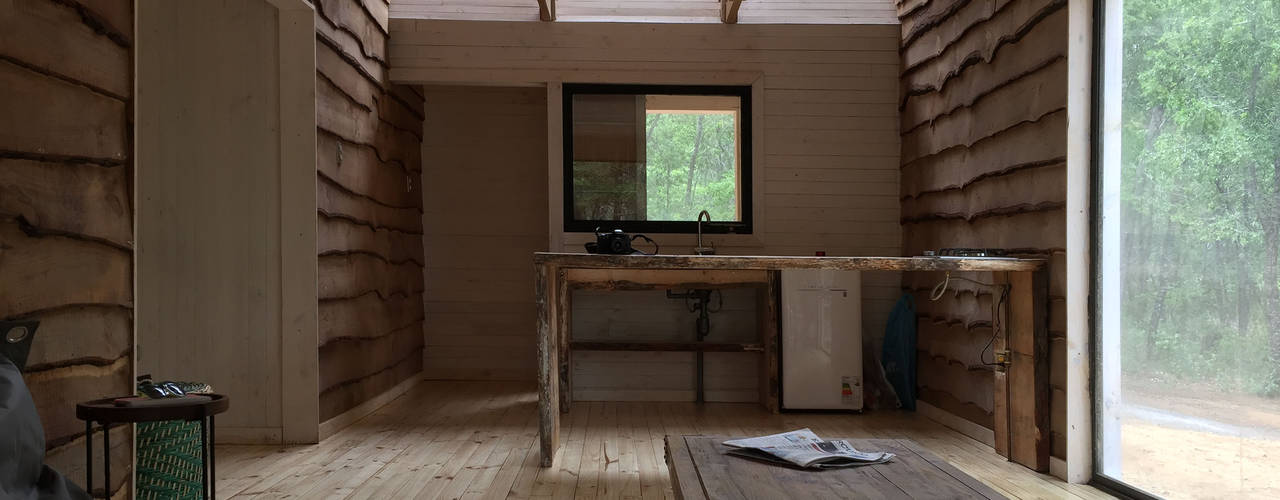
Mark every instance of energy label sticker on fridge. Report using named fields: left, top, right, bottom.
left=841, top=376, right=860, bottom=405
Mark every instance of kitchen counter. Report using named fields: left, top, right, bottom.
left=534, top=252, right=1044, bottom=272
left=533, top=252, right=1050, bottom=470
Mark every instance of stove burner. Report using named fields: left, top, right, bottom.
left=936, top=248, right=1008, bottom=258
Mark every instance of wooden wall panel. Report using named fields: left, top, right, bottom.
left=0, top=0, right=132, bottom=495
left=421, top=85, right=549, bottom=381
left=898, top=0, right=1067, bottom=460
left=392, top=19, right=903, bottom=397
left=136, top=0, right=296, bottom=444
left=316, top=0, right=426, bottom=423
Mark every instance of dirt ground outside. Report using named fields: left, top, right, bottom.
left=1111, top=377, right=1280, bottom=499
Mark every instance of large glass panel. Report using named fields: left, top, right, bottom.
left=564, top=85, right=751, bottom=234
left=1097, top=0, right=1280, bottom=497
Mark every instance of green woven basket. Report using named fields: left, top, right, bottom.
left=135, top=381, right=213, bottom=500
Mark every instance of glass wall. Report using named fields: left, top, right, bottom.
left=1097, top=0, right=1280, bottom=497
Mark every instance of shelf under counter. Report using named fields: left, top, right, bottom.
left=570, top=340, right=765, bottom=352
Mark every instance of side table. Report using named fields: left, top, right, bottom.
left=75, top=394, right=229, bottom=499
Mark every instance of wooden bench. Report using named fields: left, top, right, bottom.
left=664, top=435, right=1008, bottom=499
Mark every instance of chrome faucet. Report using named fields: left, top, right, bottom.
left=695, top=210, right=716, bottom=255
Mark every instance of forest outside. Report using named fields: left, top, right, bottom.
left=644, top=112, right=738, bottom=222
left=1116, top=0, right=1280, bottom=397
left=571, top=110, right=739, bottom=223
left=1102, top=0, right=1280, bottom=497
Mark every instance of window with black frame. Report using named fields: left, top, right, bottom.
left=563, top=84, right=752, bottom=234
left=1095, top=0, right=1280, bottom=498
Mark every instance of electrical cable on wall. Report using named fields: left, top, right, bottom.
left=929, top=271, right=1010, bottom=367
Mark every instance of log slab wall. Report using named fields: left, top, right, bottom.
left=316, top=0, right=427, bottom=422
left=0, top=0, right=133, bottom=496
left=896, top=0, right=1067, bottom=460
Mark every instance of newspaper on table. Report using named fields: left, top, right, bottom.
left=722, top=429, right=894, bottom=469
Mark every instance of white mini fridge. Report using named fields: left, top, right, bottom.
left=781, top=269, right=863, bottom=411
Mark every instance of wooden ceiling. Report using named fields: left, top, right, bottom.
left=388, top=0, right=899, bottom=25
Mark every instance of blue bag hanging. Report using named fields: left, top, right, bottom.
left=881, top=293, right=917, bottom=410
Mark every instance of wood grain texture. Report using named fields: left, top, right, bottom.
left=218, top=381, right=1116, bottom=499
left=319, top=253, right=424, bottom=300
left=901, top=12, right=1067, bottom=131
left=0, top=0, right=130, bottom=98
left=565, top=269, right=769, bottom=291
left=1004, top=270, right=1050, bottom=471
left=536, top=263, right=559, bottom=466
left=898, top=0, right=1067, bottom=461
left=319, top=344, right=423, bottom=421
left=316, top=0, right=425, bottom=424
left=75, top=0, right=132, bottom=43
left=0, top=158, right=131, bottom=247
left=671, top=435, right=1010, bottom=499
left=570, top=341, right=763, bottom=352
left=317, top=130, right=422, bottom=208
left=537, top=258, right=1042, bottom=466
left=320, top=322, right=424, bottom=390
left=316, top=0, right=386, bottom=82
left=421, top=86, right=549, bottom=382
left=318, top=214, right=425, bottom=265
left=899, top=0, right=967, bottom=44
left=20, top=304, right=126, bottom=362
left=536, top=252, right=1045, bottom=272
left=902, top=0, right=1066, bottom=93
left=391, top=21, right=905, bottom=380
left=721, top=0, right=742, bottom=23
left=665, top=435, right=708, bottom=500
left=0, top=0, right=134, bottom=494
left=0, top=59, right=126, bottom=162
left=0, top=219, right=131, bottom=317
left=318, top=175, right=423, bottom=234
left=759, top=271, right=780, bottom=413
left=901, top=111, right=1066, bottom=196
left=320, top=290, right=425, bottom=345
left=317, top=76, right=421, bottom=168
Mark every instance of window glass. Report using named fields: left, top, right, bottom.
left=1097, top=1, right=1280, bottom=497
left=565, top=85, right=751, bottom=234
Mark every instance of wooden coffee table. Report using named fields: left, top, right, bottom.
left=665, top=435, right=1008, bottom=499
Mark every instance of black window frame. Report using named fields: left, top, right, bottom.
left=562, top=83, right=753, bottom=234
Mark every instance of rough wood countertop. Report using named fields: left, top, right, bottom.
left=533, top=252, right=1045, bottom=272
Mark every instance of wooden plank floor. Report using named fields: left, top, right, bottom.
left=215, top=381, right=1112, bottom=499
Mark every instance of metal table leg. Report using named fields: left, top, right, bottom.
left=102, top=423, right=110, bottom=498
left=210, top=415, right=216, bottom=500
left=85, top=421, right=92, bottom=498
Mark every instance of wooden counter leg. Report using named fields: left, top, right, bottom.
left=759, top=270, right=780, bottom=413
left=536, top=263, right=560, bottom=467
left=558, top=273, right=572, bottom=414
left=993, top=272, right=1011, bottom=459
left=997, top=269, right=1050, bottom=472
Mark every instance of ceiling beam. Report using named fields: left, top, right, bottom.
left=538, top=0, right=556, bottom=21
left=721, top=0, right=743, bottom=24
